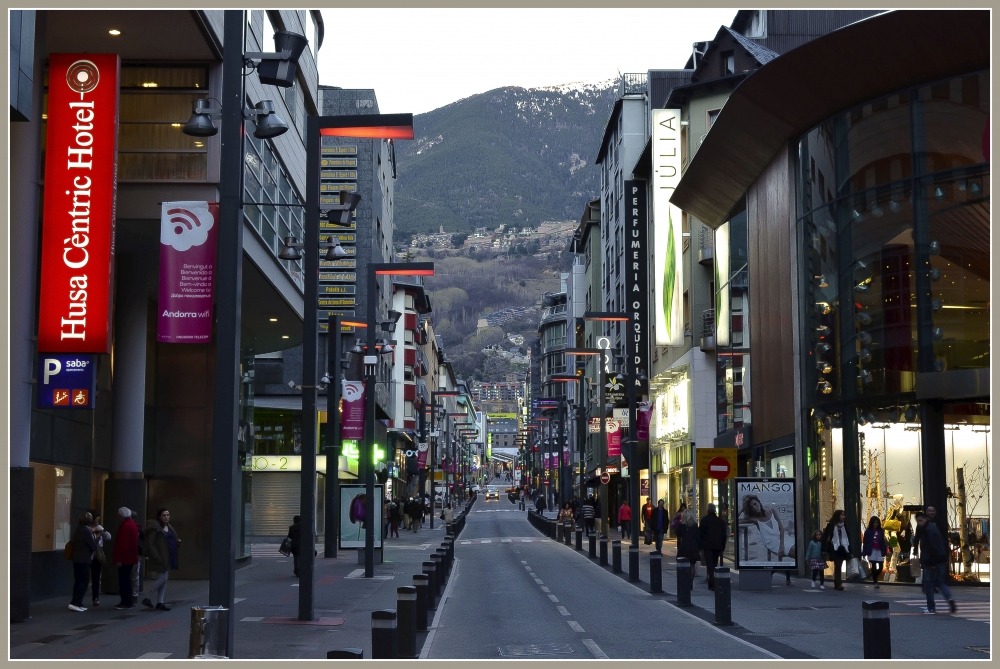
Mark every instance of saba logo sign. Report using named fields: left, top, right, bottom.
left=37, top=353, right=96, bottom=409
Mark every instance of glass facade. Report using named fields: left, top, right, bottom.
left=714, top=201, right=751, bottom=435
left=797, top=71, right=989, bottom=582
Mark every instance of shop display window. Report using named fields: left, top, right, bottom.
left=30, top=462, right=73, bottom=552
left=253, top=408, right=304, bottom=456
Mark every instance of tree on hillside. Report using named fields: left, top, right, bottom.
left=451, top=232, right=469, bottom=248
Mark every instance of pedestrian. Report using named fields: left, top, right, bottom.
left=643, top=499, right=654, bottom=545
left=423, top=494, right=431, bottom=525
left=618, top=500, right=632, bottom=541
left=68, top=512, right=98, bottom=612
left=143, top=508, right=180, bottom=611
left=581, top=498, right=596, bottom=537
left=408, top=498, right=422, bottom=533
left=914, top=512, right=956, bottom=614
left=535, top=494, right=546, bottom=515
left=862, top=516, right=892, bottom=589
left=676, top=508, right=701, bottom=585
left=131, top=510, right=145, bottom=601
left=671, top=502, right=687, bottom=540
left=287, top=515, right=302, bottom=576
left=699, top=503, right=728, bottom=590
left=649, top=499, right=669, bottom=552
left=558, top=502, right=574, bottom=528
left=389, top=498, right=400, bottom=538
left=806, top=530, right=827, bottom=589
left=111, top=507, right=139, bottom=610
left=87, top=511, right=111, bottom=607
left=822, top=509, right=851, bottom=591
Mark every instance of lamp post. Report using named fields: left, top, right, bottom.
left=584, top=311, right=645, bottom=581
left=550, top=373, right=582, bottom=509
left=429, top=391, right=458, bottom=526
left=565, top=348, right=605, bottom=535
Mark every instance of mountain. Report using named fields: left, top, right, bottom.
left=394, top=80, right=617, bottom=237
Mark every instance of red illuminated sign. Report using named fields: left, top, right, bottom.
left=38, top=54, right=120, bottom=353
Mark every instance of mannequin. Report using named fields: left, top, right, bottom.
left=883, top=494, right=905, bottom=580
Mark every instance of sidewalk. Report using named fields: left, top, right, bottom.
left=10, top=513, right=462, bottom=660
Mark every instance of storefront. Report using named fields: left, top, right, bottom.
left=649, top=365, right=694, bottom=517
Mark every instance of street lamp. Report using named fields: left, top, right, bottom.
left=584, top=311, right=646, bottom=582
left=550, top=373, right=582, bottom=509
left=194, top=11, right=308, bottom=654
left=429, top=391, right=458, bottom=527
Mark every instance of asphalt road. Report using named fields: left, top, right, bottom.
left=422, top=490, right=774, bottom=659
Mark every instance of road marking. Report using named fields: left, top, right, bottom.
left=481, top=540, right=492, bottom=544
left=234, top=598, right=246, bottom=603
left=347, top=569, right=364, bottom=578
left=521, top=561, right=527, bottom=564
left=524, top=567, right=532, bottom=571
left=567, top=621, right=585, bottom=633
left=657, top=600, right=780, bottom=658
left=548, top=595, right=559, bottom=602
left=895, top=600, right=990, bottom=623
left=419, top=557, right=461, bottom=660
left=581, top=639, right=608, bottom=659
left=461, top=541, right=471, bottom=545
left=556, top=606, right=570, bottom=616
left=540, top=586, right=550, bottom=593
left=138, top=653, right=172, bottom=659
left=534, top=578, right=544, bottom=584
left=502, top=539, right=512, bottom=543
left=241, top=617, right=265, bottom=622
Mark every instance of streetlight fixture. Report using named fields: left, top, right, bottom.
left=183, top=97, right=290, bottom=140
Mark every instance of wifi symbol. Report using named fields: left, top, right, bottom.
left=168, top=208, right=202, bottom=235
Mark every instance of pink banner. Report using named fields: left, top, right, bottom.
left=341, top=380, right=366, bottom=439
left=157, top=202, right=218, bottom=343
left=637, top=402, right=653, bottom=441
left=416, top=442, right=428, bottom=469
left=563, top=447, right=570, bottom=465
left=607, top=421, right=622, bottom=458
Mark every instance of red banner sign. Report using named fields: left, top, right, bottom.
left=416, top=442, right=428, bottom=469
left=341, top=380, right=366, bottom=439
left=637, top=401, right=653, bottom=441
left=607, top=420, right=622, bottom=458
left=38, top=54, right=120, bottom=352
left=157, top=202, right=218, bottom=342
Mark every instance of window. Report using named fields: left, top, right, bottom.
left=745, top=10, right=767, bottom=38
left=722, top=51, right=735, bottom=76
left=707, top=108, right=721, bottom=130
left=30, top=462, right=73, bottom=552
left=404, top=329, right=414, bottom=345
left=404, top=365, right=414, bottom=382
left=405, top=294, right=415, bottom=310
left=245, top=134, right=304, bottom=289
left=404, top=401, right=414, bottom=419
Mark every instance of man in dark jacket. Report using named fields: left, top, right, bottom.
left=288, top=516, right=302, bottom=577
left=69, top=513, right=99, bottom=611
left=112, top=507, right=139, bottom=609
left=699, top=503, right=729, bottom=590
left=915, top=512, right=956, bottom=614
left=535, top=494, right=546, bottom=514
left=649, top=500, right=670, bottom=553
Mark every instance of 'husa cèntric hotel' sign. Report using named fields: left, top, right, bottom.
left=38, top=54, right=120, bottom=353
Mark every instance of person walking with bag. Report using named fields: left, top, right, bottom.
left=676, top=508, right=701, bottom=586
left=823, top=510, right=851, bottom=590
left=87, top=511, right=111, bottom=607
left=643, top=499, right=654, bottom=545
left=618, top=500, right=632, bottom=541
left=112, top=507, right=139, bottom=610
left=143, top=508, right=180, bottom=611
left=286, top=515, right=302, bottom=577
left=862, top=516, right=892, bottom=589
left=699, top=503, right=728, bottom=590
left=806, top=530, right=827, bottom=589
left=68, top=512, right=98, bottom=612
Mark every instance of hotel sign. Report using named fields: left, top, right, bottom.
left=624, top=180, right=649, bottom=391
left=652, top=109, right=684, bottom=346
left=37, top=54, right=120, bottom=352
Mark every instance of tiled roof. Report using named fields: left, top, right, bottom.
left=724, top=27, right=779, bottom=65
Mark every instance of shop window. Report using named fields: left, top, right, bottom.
left=253, top=408, right=303, bottom=456
left=30, top=462, right=73, bottom=552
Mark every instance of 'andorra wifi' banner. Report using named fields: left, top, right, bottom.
left=157, top=202, right=219, bottom=343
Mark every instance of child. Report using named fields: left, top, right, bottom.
left=806, top=530, right=827, bottom=589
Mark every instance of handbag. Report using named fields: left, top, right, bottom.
left=94, top=545, right=106, bottom=564
left=278, top=537, right=292, bottom=557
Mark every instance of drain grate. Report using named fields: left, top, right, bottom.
left=741, top=631, right=822, bottom=638
left=500, top=643, right=575, bottom=657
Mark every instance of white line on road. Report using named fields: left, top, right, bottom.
left=347, top=569, right=364, bottom=578
left=540, top=586, right=550, bottom=592
left=502, top=539, right=512, bottom=543
left=241, top=616, right=265, bottom=622
left=419, top=557, right=461, bottom=660
left=548, top=595, right=559, bottom=602
left=556, top=606, right=570, bottom=616
left=291, top=583, right=299, bottom=587
left=481, top=539, right=492, bottom=543
left=521, top=560, right=527, bottom=564
left=567, top=621, right=585, bottom=633
left=138, top=653, right=172, bottom=659
left=657, top=600, right=780, bottom=658
left=461, top=541, right=471, bottom=545
left=581, top=639, right=608, bottom=659
left=533, top=578, right=543, bottom=584
left=234, top=598, right=246, bottom=603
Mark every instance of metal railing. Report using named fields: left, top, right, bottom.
left=698, top=226, right=714, bottom=264
left=620, top=73, right=648, bottom=97
left=699, top=309, right=716, bottom=351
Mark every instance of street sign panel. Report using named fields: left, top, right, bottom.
left=37, top=353, right=97, bottom=409
left=695, top=448, right=737, bottom=479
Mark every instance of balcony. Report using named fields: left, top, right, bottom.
left=620, top=73, right=648, bottom=97
left=698, top=226, right=714, bottom=266
left=699, top=309, right=716, bottom=351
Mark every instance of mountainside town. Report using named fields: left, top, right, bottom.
left=9, top=8, right=990, bottom=662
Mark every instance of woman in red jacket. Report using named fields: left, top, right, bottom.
left=111, top=507, right=140, bottom=609
left=618, top=500, right=632, bottom=541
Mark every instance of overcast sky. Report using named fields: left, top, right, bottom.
left=316, top=8, right=738, bottom=115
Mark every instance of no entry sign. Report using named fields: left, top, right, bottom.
left=708, top=457, right=731, bottom=479
left=600, top=472, right=611, bottom=485
left=695, top=448, right=737, bottom=480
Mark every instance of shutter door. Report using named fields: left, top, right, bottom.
left=251, top=473, right=300, bottom=537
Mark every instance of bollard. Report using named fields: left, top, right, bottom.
left=564, top=522, right=573, bottom=546
left=327, top=649, right=363, bottom=659
left=441, top=542, right=452, bottom=571
left=436, top=548, right=450, bottom=578
left=446, top=522, right=453, bottom=537
left=412, top=575, right=429, bottom=632
left=371, top=610, right=397, bottom=659
left=430, top=554, right=445, bottom=593
left=422, top=561, right=440, bottom=603
left=599, top=536, right=609, bottom=566
left=445, top=538, right=455, bottom=567
left=575, top=528, right=583, bottom=551
left=713, top=567, right=732, bottom=626
left=589, top=534, right=597, bottom=558
left=862, top=601, right=891, bottom=658
left=628, top=546, right=640, bottom=582
left=556, top=521, right=563, bottom=543
left=650, top=551, right=663, bottom=593
left=550, top=520, right=557, bottom=540
left=396, top=587, right=417, bottom=659
left=676, top=557, right=692, bottom=606
left=612, top=540, right=622, bottom=573
left=188, top=606, right=230, bottom=659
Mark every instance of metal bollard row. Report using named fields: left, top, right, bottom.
left=612, top=539, right=622, bottom=573
left=675, top=557, right=691, bottom=606
left=649, top=551, right=663, bottom=593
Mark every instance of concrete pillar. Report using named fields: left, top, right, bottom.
left=9, top=11, right=45, bottom=623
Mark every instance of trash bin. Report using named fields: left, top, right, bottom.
left=189, top=606, right=230, bottom=659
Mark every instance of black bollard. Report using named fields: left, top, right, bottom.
left=430, top=554, right=445, bottom=593
left=713, top=567, right=732, bottom=626
left=575, top=528, right=583, bottom=551
left=371, top=610, right=397, bottom=659
left=650, top=551, right=663, bottom=593
left=862, top=601, right=891, bottom=658
left=628, top=546, right=640, bottom=582
left=556, top=521, right=563, bottom=543
left=436, top=548, right=449, bottom=577
left=599, top=536, right=608, bottom=566
left=550, top=520, right=557, bottom=540
left=327, top=649, right=363, bottom=659
left=396, top=587, right=417, bottom=658
left=589, top=534, right=597, bottom=558
left=422, top=561, right=439, bottom=602
left=612, top=540, right=622, bottom=573
left=412, top=574, right=429, bottom=632
left=676, top=557, right=692, bottom=606
left=442, top=541, right=453, bottom=570
left=565, top=522, right=573, bottom=546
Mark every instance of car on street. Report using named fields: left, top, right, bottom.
left=485, top=486, right=500, bottom=500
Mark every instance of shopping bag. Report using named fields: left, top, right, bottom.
left=846, top=557, right=860, bottom=579
left=278, top=537, right=292, bottom=557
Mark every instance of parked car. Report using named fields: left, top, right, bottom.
left=485, top=486, right=500, bottom=500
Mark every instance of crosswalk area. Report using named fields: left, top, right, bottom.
left=895, top=599, right=990, bottom=623
left=251, top=544, right=287, bottom=558
left=459, top=537, right=549, bottom=545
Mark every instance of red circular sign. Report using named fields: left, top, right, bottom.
left=708, top=457, right=731, bottom=480
left=600, top=472, right=611, bottom=485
